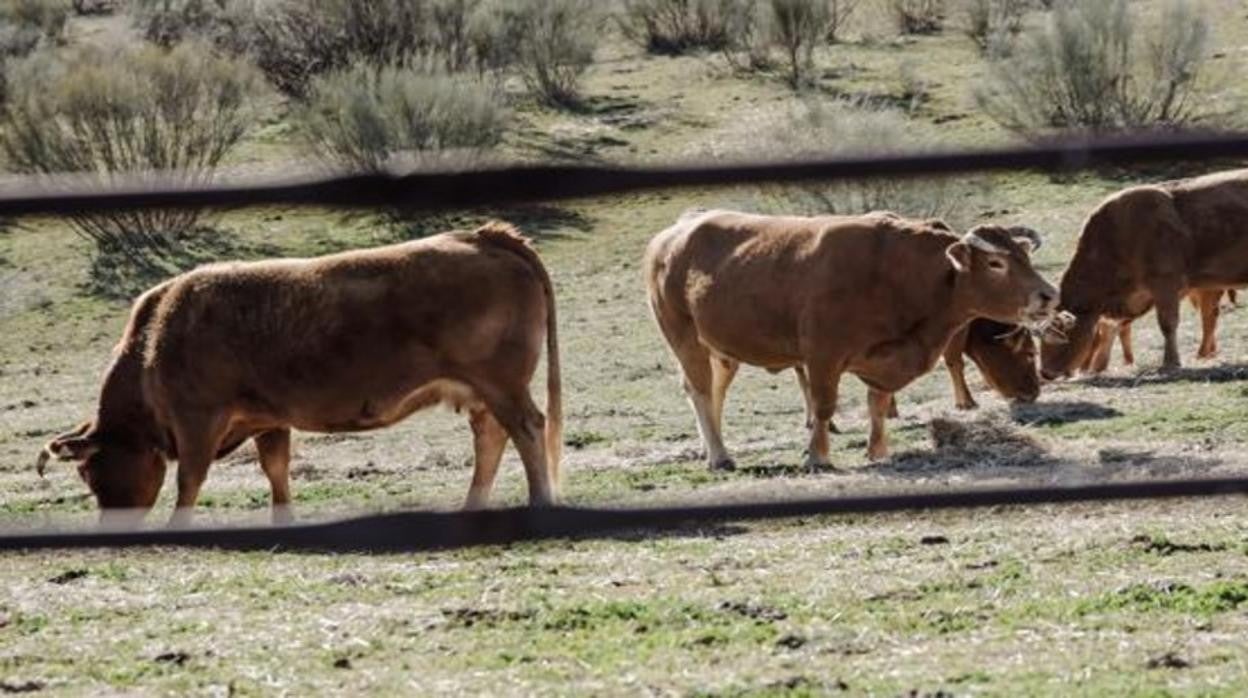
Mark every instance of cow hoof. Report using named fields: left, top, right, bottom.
left=867, top=447, right=889, bottom=461
left=710, top=458, right=737, bottom=472
left=828, top=421, right=841, bottom=434
left=955, top=400, right=978, bottom=411
left=1159, top=361, right=1181, bottom=375
left=802, top=454, right=831, bottom=472
left=271, top=506, right=296, bottom=526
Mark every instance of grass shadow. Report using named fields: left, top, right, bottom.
left=1008, top=401, right=1123, bottom=426
left=389, top=205, right=592, bottom=243
left=82, top=226, right=283, bottom=301
left=1079, top=363, right=1248, bottom=389
left=1089, top=448, right=1223, bottom=479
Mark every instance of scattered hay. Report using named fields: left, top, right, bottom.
left=888, top=412, right=1052, bottom=472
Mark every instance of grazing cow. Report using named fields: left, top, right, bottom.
left=1078, top=288, right=1239, bottom=374
left=806, top=319, right=1040, bottom=433
left=1041, top=170, right=1248, bottom=377
left=36, top=222, right=562, bottom=525
left=644, top=210, right=1057, bottom=469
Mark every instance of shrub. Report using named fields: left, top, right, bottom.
left=769, top=0, right=828, bottom=87
left=128, top=0, right=258, bottom=52
left=0, top=43, right=261, bottom=263
left=71, top=0, right=117, bottom=14
left=250, top=0, right=513, bottom=98
left=0, top=0, right=69, bottom=105
left=961, top=0, right=1026, bottom=53
left=704, top=99, right=966, bottom=221
left=974, top=0, right=1215, bottom=135
left=299, top=63, right=505, bottom=172
left=619, top=0, right=739, bottom=54
left=718, top=0, right=858, bottom=87
left=475, top=0, right=598, bottom=107
left=890, top=0, right=943, bottom=35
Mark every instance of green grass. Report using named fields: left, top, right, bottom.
left=4, top=2, right=1248, bottom=695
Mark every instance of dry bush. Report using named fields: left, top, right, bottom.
left=974, top=0, right=1217, bottom=135
left=0, top=0, right=69, bottom=102
left=717, top=0, right=861, bottom=87
left=890, top=0, right=943, bottom=35
left=619, top=0, right=740, bottom=54
left=474, top=0, right=598, bottom=107
left=709, top=100, right=967, bottom=221
left=128, top=0, right=259, bottom=52
left=0, top=43, right=261, bottom=264
left=251, top=0, right=494, bottom=97
left=298, top=63, right=505, bottom=172
left=960, top=0, right=1027, bottom=53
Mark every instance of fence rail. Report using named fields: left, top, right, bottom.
left=3, top=478, right=1247, bottom=553
left=1, top=131, right=1247, bottom=218
left=4, top=130, right=1248, bottom=552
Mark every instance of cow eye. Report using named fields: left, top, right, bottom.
left=987, top=258, right=1008, bottom=273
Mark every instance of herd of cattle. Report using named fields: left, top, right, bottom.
left=33, top=168, right=1248, bottom=525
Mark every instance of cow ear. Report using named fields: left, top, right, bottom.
left=946, top=241, right=972, bottom=272
left=1008, top=226, right=1043, bottom=255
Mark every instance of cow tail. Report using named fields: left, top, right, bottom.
left=474, top=221, right=563, bottom=490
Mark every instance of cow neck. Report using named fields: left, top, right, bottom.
left=907, top=269, right=971, bottom=368
left=94, top=346, right=159, bottom=446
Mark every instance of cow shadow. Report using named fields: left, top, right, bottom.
left=1079, top=363, right=1248, bottom=389
left=82, top=226, right=283, bottom=301
left=1007, top=401, right=1122, bottom=426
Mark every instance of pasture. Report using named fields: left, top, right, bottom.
left=3, top=1, right=1248, bottom=694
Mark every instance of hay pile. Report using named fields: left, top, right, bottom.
left=890, top=412, right=1051, bottom=472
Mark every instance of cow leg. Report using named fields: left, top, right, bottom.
left=794, top=366, right=839, bottom=434
left=887, top=395, right=900, bottom=419
left=168, top=412, right=226, bottom=528
left=710, top=356, right=739, bottom=446
left=802, top=363, right=840, bottom=471
left=464, top=407, right=509, bottom=511
left=1087, top=324, right=1114, bottom=374
left=255, top=428, right=294, bottom=525
left=866, top=388, right=893, bottom=460
left=1196, top=289, right=1220, bottom=359
left=1119, top=322, right=1135, bottom=366
left=943, top=325, right=976, bottom=409
left=1153, top=286, right=1183, bottom=371
left=670, top=340, right=734, bottom=471
left=485, top=388, right=556, bottom=507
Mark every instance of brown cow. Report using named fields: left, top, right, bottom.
left=1041, top=170, right=1248, bottom=378
left=36, top=222, right=562, bottom=525
left=806, top=320, right=1040, bottom=433
left=644, top=210, right=1057, bottom=469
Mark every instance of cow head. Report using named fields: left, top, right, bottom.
left=965, top=321, right=1040, bottom=403
left=37, top=422, right=167, bottom=513
left=946, top=225, right=1058, bottom=327
left=1038, top=310, right=1102, bottom=380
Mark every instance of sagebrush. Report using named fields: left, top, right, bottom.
left=299, top=63, right=505, bottom=172
left=975, top=0, right=1216, bottom=134
left=0, top=43, right=260, bottom=263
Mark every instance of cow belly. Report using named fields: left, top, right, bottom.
left=288, top=379, right=484, bottom=433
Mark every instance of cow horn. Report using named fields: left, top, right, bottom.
left=1008, top=226, right=1043, bottom=253
left=961, top=230, right=1004, bottom=254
